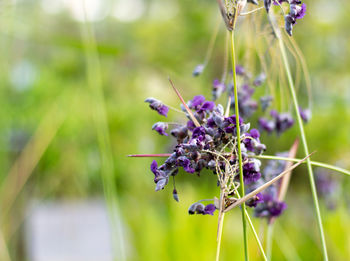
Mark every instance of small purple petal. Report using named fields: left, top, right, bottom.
left=250, top=128, right=260, bottom=139
left=151, top=160, right=158, bottom=175
left=204, top=204, right=216, bottom=215
left=158, top=105, right=169, bottom=117
left=199, top=101, right=215, bottom=112
left=152, top=122, right=169, bottom=136
left=236, top=65, right=245, bottom=76
left=190, top=95, right=205, bottom=108
left=193, top=64, right=205, bottom=77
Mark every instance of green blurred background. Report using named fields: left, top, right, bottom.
left=0, top=0, right=349, bottom=260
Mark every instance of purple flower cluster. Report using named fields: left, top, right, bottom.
left=146, top=94, right=267, bottom=215
left=299, top=107, right=312, bottom=123
left=315, top=168, right=340, bottom=210
left=145, top=97, right=169, bottom=117
left=250, top=153, right=289, bottom=218
left=210, top=66, right=266, bottom=119
left=188, top=202, right=216, bottom=215
left=264, top=0, right=306, bottom=36
left=259, top=109, right=294, bottom=135
left=285, top=2, right=307, bottom=36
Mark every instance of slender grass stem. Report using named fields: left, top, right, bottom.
left=215, top=213, right=225, bottom=261
left=215, top=189, right=225, bottom=261
left=270, top=13, right=328, bottom=260
left=230, top=26, right=249, bottom=261
left=232, top=181, right=268, bottom=261
left=245, top=210, right=268, bottom=261
left=251, top=155, right=350, bottom=177
left=81, top=6, right=125, bottom=260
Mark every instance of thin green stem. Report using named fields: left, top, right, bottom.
left=266, top=224, right=274, bottom=260
left=251, top=155, right=350, bottom=177
left=270, top=13, right=328, bottom=260
left=230, top=28, right=249, bottom=260
left=216, top=212, right=225, bottom=261
left=81, top=6, right=125, bottom=261
left=245, top=210, right=268, bottom=261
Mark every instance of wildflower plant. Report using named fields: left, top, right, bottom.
left=129, top=1, right=350, bottom=260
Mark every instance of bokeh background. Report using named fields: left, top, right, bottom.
left=0, top=0, right=349, bottom=260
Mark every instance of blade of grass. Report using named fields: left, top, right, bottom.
left=250, top=155, right=350, bottom=177
left=277, top=139, right=299, bottom=202
left=269, top=11, right=328, bottom=260
left=81, top=3, right=125, bottom=260
left=168, top=78, right=201, bottom=127
left=266, top=139, right=299, bottom=260
left=230, top=19, right=249, bottom=261
left=224, top=152, right=313, bottom=213
left=0, top=94, right=66, bottom=220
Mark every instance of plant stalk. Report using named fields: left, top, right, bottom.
left=230, top=27, right=249, bottom=261
left=251, top=155, right=350, bottom=177
left=272, top=15, right=328, bottom=260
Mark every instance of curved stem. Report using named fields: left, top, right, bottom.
left=270, top=13, right=328, bottom=260
left=216, top=211, right=225, bottom=261
left=245, top=210, right=268, bottom=261
left=230, top=27, right=249, bottom=261
left=251, top=155, right=350, bottom=177
left=216, top=187, right=225, bottom=261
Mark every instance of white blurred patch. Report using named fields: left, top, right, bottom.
left=11, top=60, right=37, bottom=91
left=148, top=0, right=178, bottom=21
left=40, top=0, right=64, bottom=15
left=62, top=0, right=109, bottom=22
left=314, top=0, right=340, bottom=24
left=112, top=0, right=145, bottom=23
left=25, top=200, right=127, bottom=261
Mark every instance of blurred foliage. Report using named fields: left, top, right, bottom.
left=0, top=0, right=349, bottom=260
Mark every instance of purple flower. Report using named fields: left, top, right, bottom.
left=177, top=156, right=195, bottom=173
left=253, top=73, right=266, bottom=86
left=250, top=129, right=260, bottom=139
left=188, top=202, right=216, bottom=215
left=152, top=122, right=168, bottom=136
left=259, top=118, right=275, bottom=133
left=171, top=126, right=188, bottom=142
left=225, top=115, right=243, bottom=125
left=236, top=65, right=245, bottom=76
left=212, top=79, right=226, bottom=100
left=193, top=64, right=205, bottom=77
left=188, top=202, right=205, bottom=214
left=285, top=3, right=307, bottom=36
left=173, top=189, right=179, bottom=202
left=151, top=160, right=158, bottom=175
left=260, top=96, right=273, bottom=111
left=275, top=112, right=294, bottom=134
left=189, top=95, right=205, bottom=109
left=187, top=120, right=196, bottom=130
left=192, top=126, right=206, bottom=138
left=299, top=107, right=311, bottom=123
left=204, top=204, right=216, bottom=215
left=198, top=101, right=215, bottom=112
left=150, top=160, right=169, bottom=191
left=145, top=97, right=169, bottom=117
left=243, top=162, right=261, bottom=184
left=269, top=201, right=287, bottom=217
